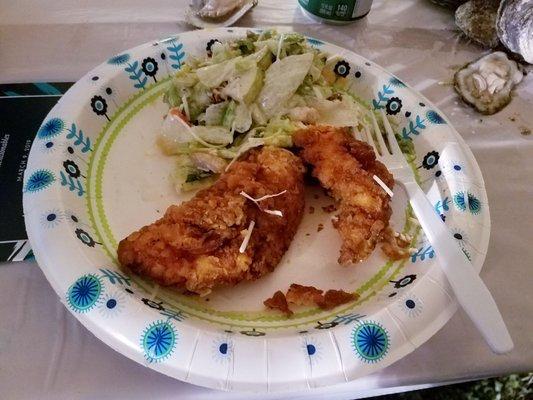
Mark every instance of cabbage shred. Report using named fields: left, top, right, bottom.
left=160, top=30, right=373, bottom=192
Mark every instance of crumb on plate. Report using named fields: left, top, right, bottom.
left=265, top=284, right=358, bottom=316
left=322, top=204, right=337, bottom=213
left=286, top=283, right=323, bottom=306
left=380, top=228, right=411, bottom=260
left=316, top=289, right=357, bottom=310
left=264, top=290, right=293, bottom=316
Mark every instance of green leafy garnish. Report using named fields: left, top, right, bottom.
left=185, top=170, right=213, bottom=183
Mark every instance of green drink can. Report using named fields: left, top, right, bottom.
left=298, top=0, right=373, bottom=24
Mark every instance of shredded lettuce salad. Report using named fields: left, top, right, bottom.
left=159, top=30, right=375, bottom=192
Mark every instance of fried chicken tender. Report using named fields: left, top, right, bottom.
left=117, top=146, right=305, bottom=294
left=293, top=126, right=394, bottom=264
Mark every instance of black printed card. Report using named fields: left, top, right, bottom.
left=0, top=82, right=72, bottom=262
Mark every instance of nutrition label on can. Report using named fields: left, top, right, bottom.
left=298, top=0, right=372, bottom=22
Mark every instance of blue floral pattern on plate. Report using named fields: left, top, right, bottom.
left=141, top=320, right=177, bottom=362
left=351, top=322, right=389, bottom=363
left=25, top=169, right=55, bottom=192
left=67, top=274, right=103, bottom=312
left=37, top=117, right=64, bottom=139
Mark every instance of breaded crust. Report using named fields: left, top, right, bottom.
left=118, top=146, right=305, bottom=294
left=293, top=126, right=394, bottom=264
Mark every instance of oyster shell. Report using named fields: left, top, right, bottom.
left=186, top=0, right=257, bottom=29
left=497, top=0, right=533, bottom=64
left=455, top=0, right=500, bottom=48
left=429, top=0, right=467, bottom=10
left=454, top=51, right=524, bottom=114
left=197, top=0, right=245, bottom=19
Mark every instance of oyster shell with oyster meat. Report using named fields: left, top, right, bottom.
left=187, top=0, right=258, bottom=28
left=454, top=51, right=524, bottom=114
left=197, top=0, right=245, bottom=18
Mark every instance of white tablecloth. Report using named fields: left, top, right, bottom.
left=1, top=1, right=532, bottom=399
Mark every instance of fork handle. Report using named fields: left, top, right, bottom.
left=402, top=181, right=513, bottom=354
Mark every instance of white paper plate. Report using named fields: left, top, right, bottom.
left=23, top=27, right=490, bottom=392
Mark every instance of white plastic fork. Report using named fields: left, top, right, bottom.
left=364, top=109, right=513, bottom=354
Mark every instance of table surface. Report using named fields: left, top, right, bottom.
left=1, top=0, right=532, bottom=399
